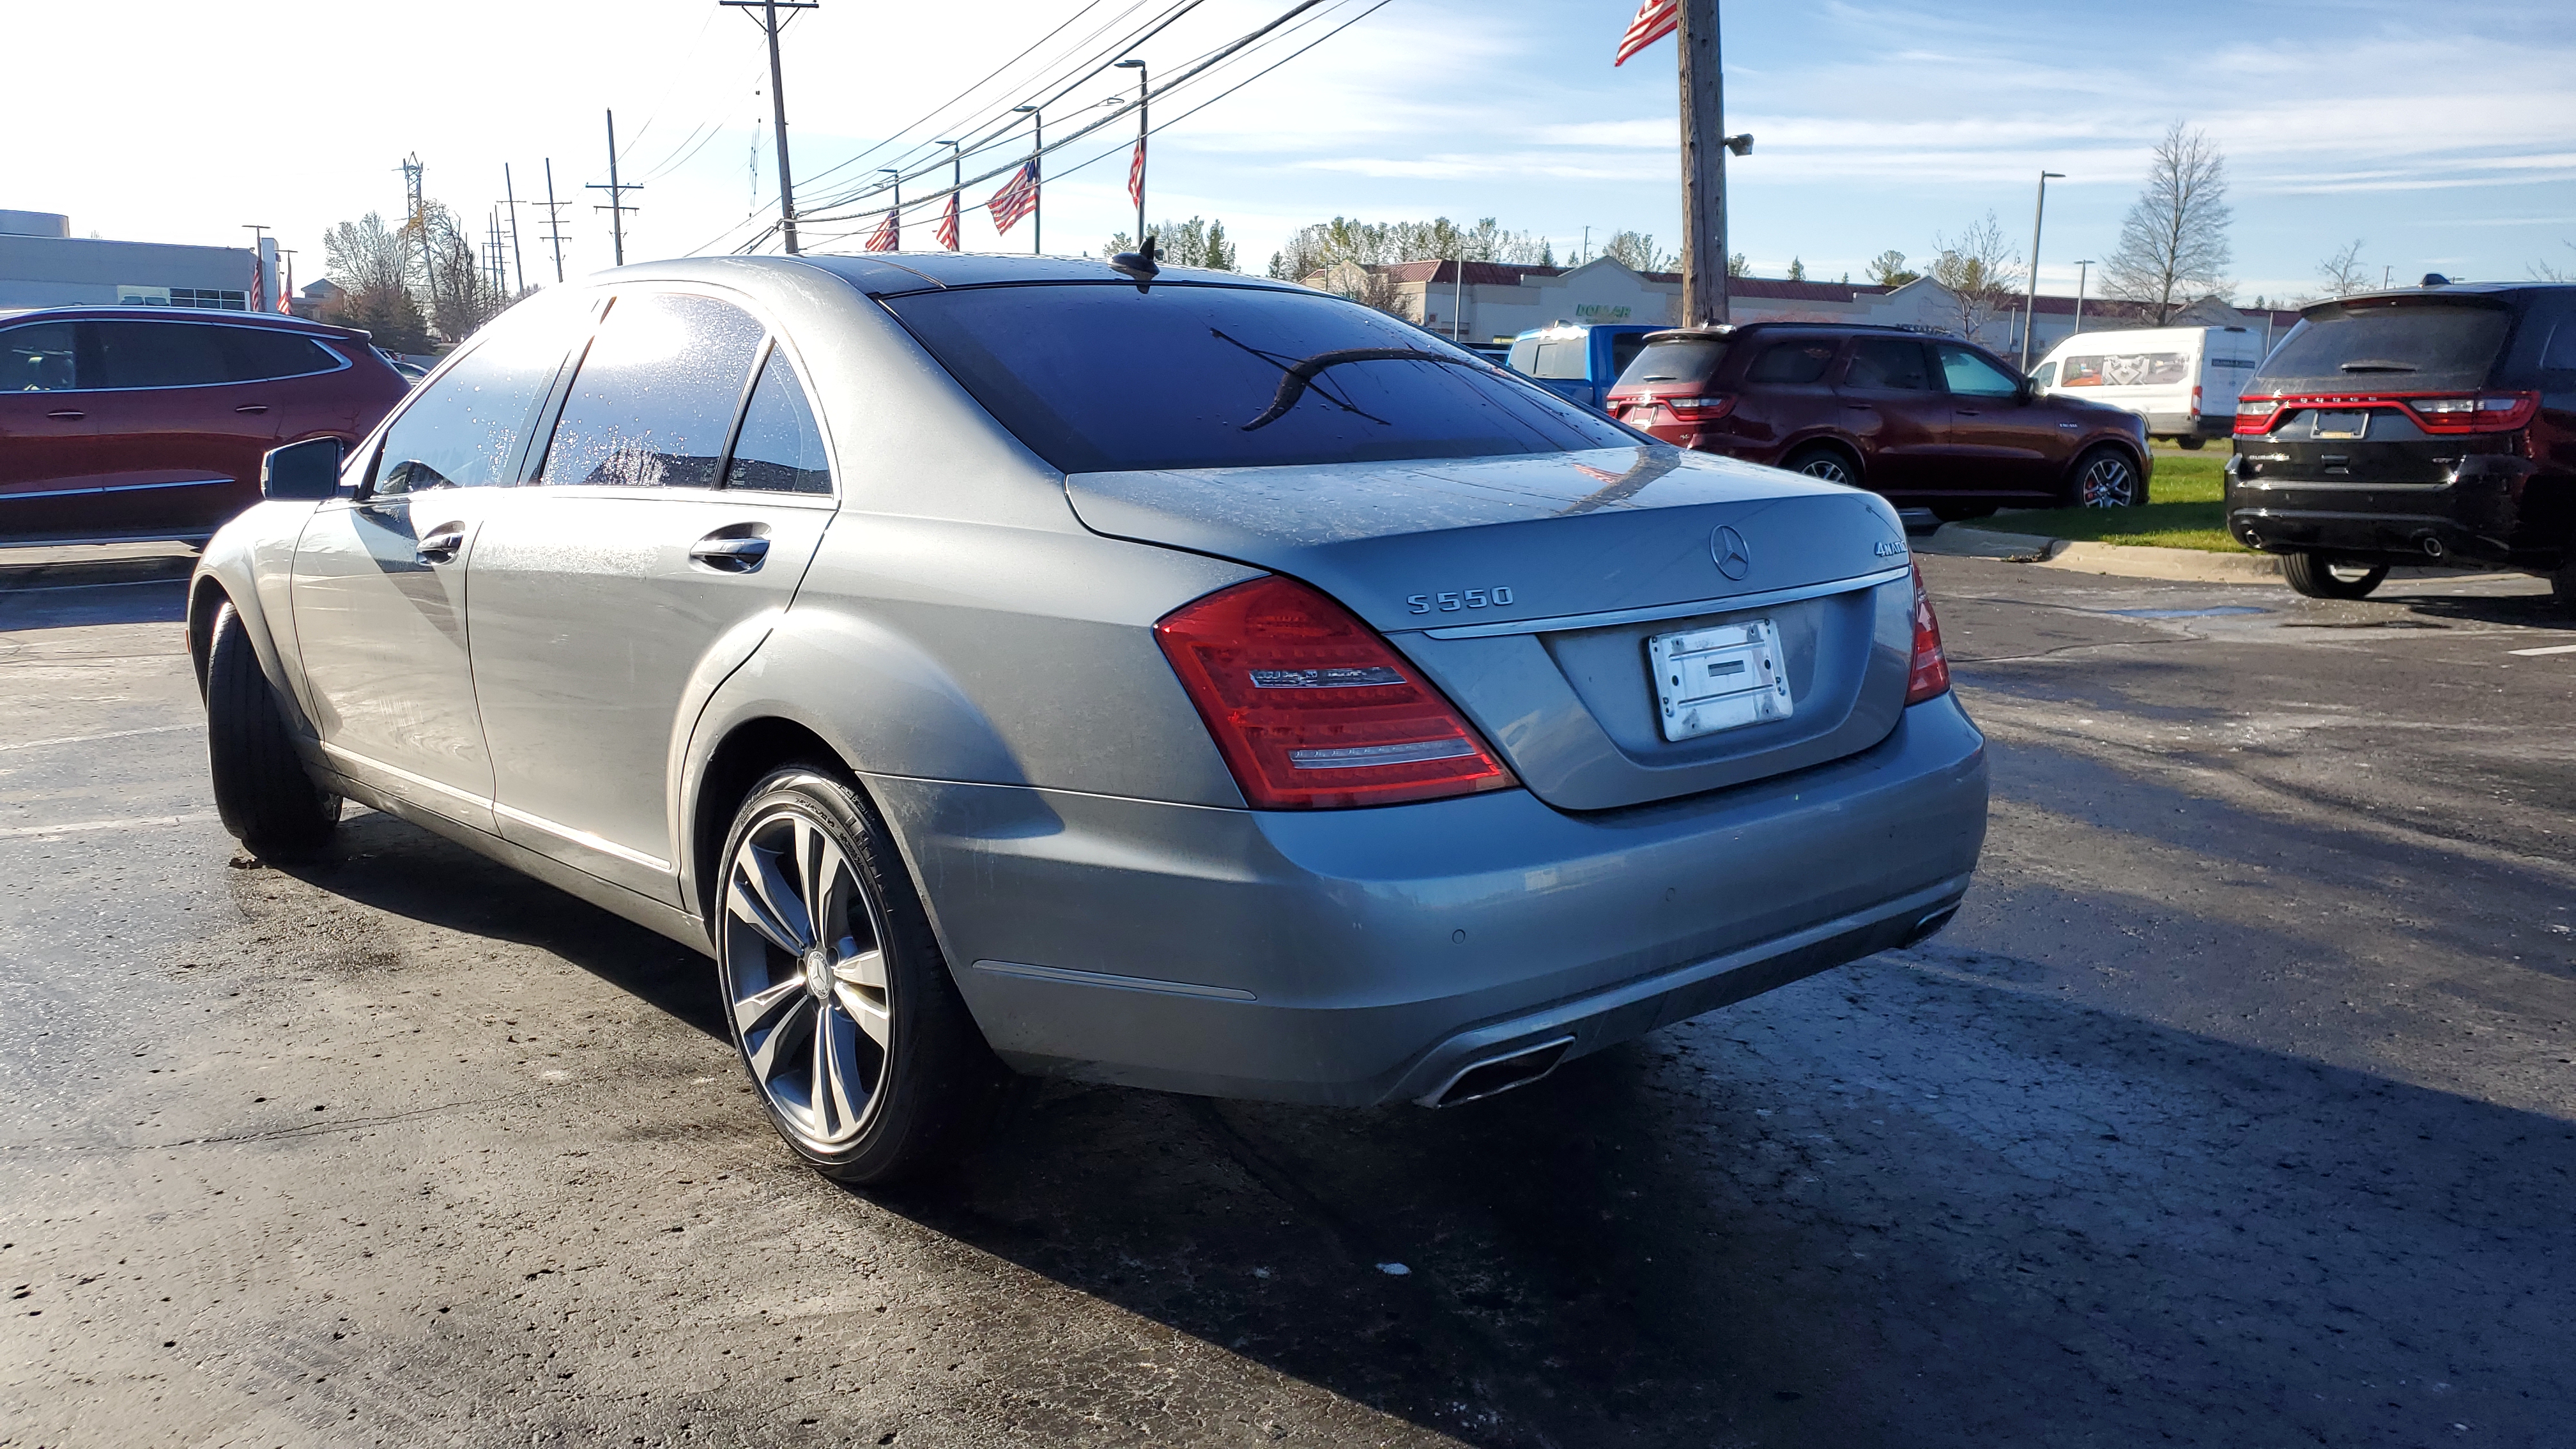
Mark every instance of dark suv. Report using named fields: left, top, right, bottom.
left=2225, top=281, right=2575, bottom=603
left=1605, top=322, right=2150, bottom=518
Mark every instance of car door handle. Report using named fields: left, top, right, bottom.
left=1843, top=402, right=1872, bottom=410
left=234, top=404, right=270, bottom=415
left=415, top=526, right=466, bottom=562
left=1956, top=408, right=1982, bottom=417
left=45, top=409, right=83, bottom=420
left=689, top=535, right=770, bottom=572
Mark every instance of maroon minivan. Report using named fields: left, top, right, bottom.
left=0, top=307, right=410, bottom=545
left=1607, top=322, right=2152, bottom=519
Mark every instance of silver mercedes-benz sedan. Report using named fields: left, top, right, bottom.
left=188, top=252, right=1988, bottom=1182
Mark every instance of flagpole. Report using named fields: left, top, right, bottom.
left=881, top=169, right=900, bottom=251
left=1010, top=106, right=1043, bottom=254
left=1117, top=57, right=1147, bottom=249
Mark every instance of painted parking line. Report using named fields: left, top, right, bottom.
left=2506, top=643, right=2576, bottom=657
left=0, top=723, right=195, bottom=753
left=0, top=811, right=217, bottom=839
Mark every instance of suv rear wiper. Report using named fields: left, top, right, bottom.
left=2338, top=360, right=2418, bottom=373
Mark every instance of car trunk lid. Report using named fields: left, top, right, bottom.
left=1068, top=446, right=1920, bottom=811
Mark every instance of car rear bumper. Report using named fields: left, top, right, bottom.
left=2225, top=455, right=2571, bottom=571
left=867, top=693, right=1989, bottom=1107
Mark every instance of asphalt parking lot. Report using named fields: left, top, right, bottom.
left=3, top=551, right=2573, bottom=1448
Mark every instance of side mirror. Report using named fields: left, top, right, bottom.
left=2016, top=378, right=2037, bottom=404
left=261, top=436, right=344, bottom=501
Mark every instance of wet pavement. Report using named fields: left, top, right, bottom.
left=2, top=556, right=2572, bottom=1446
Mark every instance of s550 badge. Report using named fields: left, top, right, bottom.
left=1407, top=586, right=1517, bottom=615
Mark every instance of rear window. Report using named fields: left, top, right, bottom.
left=884, top=284, right=1630, bottom=473
left=2255, top=301, right=2511, bottom=394
left=1614, top=337, right=1728, bottom=388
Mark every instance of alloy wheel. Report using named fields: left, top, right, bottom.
left=1797, top=456, right=1855, bottom=486
left=721, top=806, right=891, bottom=1151
left=2078, top=456, right=2136, bottom=508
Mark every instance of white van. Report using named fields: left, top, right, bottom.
left=2030, top=325, right=2266, bottom=449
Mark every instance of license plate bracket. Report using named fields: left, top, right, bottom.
left=1647, top=618, right=1791, bottom=742
left=2313, top=410, right=2368, bottom=440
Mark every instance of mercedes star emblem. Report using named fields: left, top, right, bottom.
left=1711, top=525, right=1752, bottom=581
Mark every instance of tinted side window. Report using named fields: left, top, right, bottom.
left=538, top=293, right=765, bottom=489
left=1531, top=339, right=1589, bottom=379
left=215, top=328, right=339, bottom=382
left=2538, top=313, right=2576, bottom=372
left=91, top=321, right=231, bottom=388
left=1937, top=345, right=2021, bottom=397
left=1746, top=339, right=1839, bottom=385
left=372, top=303, right=581, bottom=496
left=1, top=323, right=80, bottom=391
left=2034, top=361, right=2059, bottom=388
left=726, top=347, right=832, bottom=494
left=1845, top=339, right=1933, bottom=390
left=1505, top=339, right=1540, bottom=374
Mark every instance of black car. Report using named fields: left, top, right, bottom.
left=2225, top=280, right=2576, bottom=602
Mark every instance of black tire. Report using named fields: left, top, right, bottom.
left=1779, top=444, right=1861, bottom=487
left=713, top=766, right=1005, bottom=1184
left=2175, top=436, right=2206, bottom=451
left=2282, top=552, right=2389, bottom=599
left=2068, top=445, right=2146, bottom=508
left=2549, top=561, right=2576, bottom=613
left=204, top=600, right=340, bottom=859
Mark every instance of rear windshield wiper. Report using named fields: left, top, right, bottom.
left=2338, top=360, right=2418, bottom=373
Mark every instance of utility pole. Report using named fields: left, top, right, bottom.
left=1676, top=0, right=1724, bottom=325
left=1116, top=57, right=1147, bottom=249
left=1013, top=105, right=1041, bottom=255
left=400, top=154, right=443, bottom=333
left=2020, top=169, right=2064, bottom=371
left=488, top=209, right=507, bottom=298
left=723, top=0, right=818, bottom=254
left=588, top=111, right=642, bottom=266
left=2072, top=259, right=2092, bottom=337
left=500, top=164, right=526, bottom=295
left=539, top=158, right=570, bottom=282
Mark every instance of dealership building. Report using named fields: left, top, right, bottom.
left=1, top=210, right=283, bottom=314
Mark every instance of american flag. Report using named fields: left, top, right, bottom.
left=864, top=208, right=899, bottom=252
left=275, top=254, right=293, bottom=314
left=1613, top=0, right=1677, bottom=66
left=936, top=191, right=960, bottom=250
left=1126, top=137, right=1146, bottom=210
left=988, top=163, right=1039, bottom=235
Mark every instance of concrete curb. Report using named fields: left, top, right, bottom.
left=1920, top=525, right=2285, bottom=585
left=0, top=542, right=199, bottom=592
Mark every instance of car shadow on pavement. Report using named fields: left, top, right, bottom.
left=2383, top=586, right=2574, bottom=631
left=285, top=808, right=726, bottom=1038
left=857, top=957, right=2576, bottom=1449
left=0, top=577, right=188, bottom=632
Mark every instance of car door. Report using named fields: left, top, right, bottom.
left=0, top=320, right=100, bottom=539
left=75, top=318, right=274, bottom=535
left=1935, top=342, right=2058, bottom=497
left=288, top=302, right=585, bottom=833
left=1832, top=336, right=1944, bottom=495
left=464, top=289, right=834, bottom=905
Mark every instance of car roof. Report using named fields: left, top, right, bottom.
left=0, top=304, right=372, bottom=342
left=2299, top=280, right=2572, bottom=318
left=762, top=250, right=1305, bottom=297
left=1637, top=321, right=1963, bottom=344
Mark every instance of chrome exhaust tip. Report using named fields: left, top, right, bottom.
left=2419, top=534, right=2446, bottom=560
left=1422, top=1035, right=1576, bottom=1108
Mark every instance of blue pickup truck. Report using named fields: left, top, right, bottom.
left=1504, top=323, right=1667, bottom=411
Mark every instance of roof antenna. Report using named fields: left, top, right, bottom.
left=1111, top=233, right=1160, bottom=291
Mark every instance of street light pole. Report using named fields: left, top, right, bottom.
left=2021, top=169, right=2064, bottom=371
left=1012, top=105, right=1041, bottom=255
left=935, top=139, right=960, bottom=249
left=1116, top=58, right=1146, bottom=250
left=2072, top=259, right=2092, bottom=336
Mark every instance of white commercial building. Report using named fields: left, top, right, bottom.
left=0, top=210, right=283, bottom=314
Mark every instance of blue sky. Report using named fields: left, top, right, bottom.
left=10, top=0, right=2573, bottom=302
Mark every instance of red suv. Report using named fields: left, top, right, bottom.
left=1607, top=323, right=2151, bottom=518
left=1, top=307, right=410, bottom=545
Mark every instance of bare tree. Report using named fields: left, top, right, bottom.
left=1267, top=215, right=1547, bottom=282
left=2312, top=239, right=2372, bottom=300
left=1602, top=231, right=1676, bottom=273
left=1104, top=217, right=1238, bottom=271
left=2530, top=242, right=2575, bottom=283
left=1928, top=211, right=2025, bottom=345
left=320, top=211, right=433, bottom=354
left=1866, top=249, right=1920, bottom=286
left=416, top=202, right=510, bottom=341
left=2104, top=122, right=2234, bottom=324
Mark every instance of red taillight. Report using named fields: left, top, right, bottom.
left=1905, top=562, right=1951, bottom=706
left=2234, top=397, right=2281, bottom=434
left=2190, top=383, right=2204, bottom=419
left=2404, top=391, right=2538, bottom=434
left=1154, top=576, right=1518, bottom=809
left=1663, top=394, right=1736, bottom=418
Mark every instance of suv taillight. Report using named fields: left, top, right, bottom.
left=1154, top=576, right=1518, bottom=809
left=2235, top=397, right=2281, bottom=434
left=1663, top=394, right=1737, bottom=418
left=1905, top=562, right=1951, bottom=705
left=2403, top=392, right=2539, bottom=434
